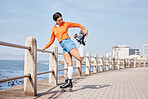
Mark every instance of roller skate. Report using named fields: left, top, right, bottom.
left=60, top=79, right=73, bottom=93
left=74, top=30, right=87, bottom=46
left=65, top=78, right=68, bottom=83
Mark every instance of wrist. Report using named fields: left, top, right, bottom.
left=83, top=29, right=87, bottom=33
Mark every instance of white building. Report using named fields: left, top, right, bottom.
left=106, top=45, right=140, bottom=59
left=143, top=44, right=148, bottom=60
left=112, top=45, right=130, bottom=59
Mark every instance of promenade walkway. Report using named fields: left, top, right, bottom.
left=57, top=67, right=148, bottom=99
left=0, top=67, right=148, bottom=99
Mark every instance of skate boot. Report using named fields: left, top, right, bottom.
left=65, top=78, right=68, bottom=83
left=74, top=30, right=86, bottom=46
left=60, top=79, right=73, bottom=92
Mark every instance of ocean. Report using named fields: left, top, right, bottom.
left=0, top=60, right=101, bottom=90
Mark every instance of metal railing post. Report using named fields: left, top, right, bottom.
left=24, top=37, right=37, bottom=96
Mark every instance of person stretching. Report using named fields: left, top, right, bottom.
left=42, top=12, right=88, bottom=91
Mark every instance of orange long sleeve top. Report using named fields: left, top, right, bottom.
left=45, top=22, right=86, bottom=48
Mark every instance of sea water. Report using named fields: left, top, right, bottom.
left=0, top=60, right=102, bottom=90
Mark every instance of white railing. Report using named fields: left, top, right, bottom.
left=0, top=36, right=147, bottom=97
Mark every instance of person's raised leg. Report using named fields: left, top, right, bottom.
left=79, top=44, right=84, bottom=57
left=69, top=47, right=84, bottom=61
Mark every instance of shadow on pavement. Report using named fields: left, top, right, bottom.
left=73, top=84, right=111, bottom=92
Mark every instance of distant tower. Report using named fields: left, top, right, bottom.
left=143, top=44, right=148, bottom=60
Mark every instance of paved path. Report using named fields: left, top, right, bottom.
left=57, top=67, right=148, bottom=99
left=0, top=67, right=148, bottom=99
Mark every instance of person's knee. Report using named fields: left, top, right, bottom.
left=66, top=62, right=72, bottom=66
left=78, top=57, right=84, bottom=61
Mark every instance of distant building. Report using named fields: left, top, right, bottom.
left=108, top=45, right=140, bottom=59
left=129, top=49, right=140, bottom=56
left=106, top=52, right=112, bottom=58
left=143, top=44, right=148, bottom=60
left=112, top=45, right=130, bottom=59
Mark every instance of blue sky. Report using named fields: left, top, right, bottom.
left=0, top=0, right=148, bottom=60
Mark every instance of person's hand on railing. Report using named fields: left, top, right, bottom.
left=41, top=47, right=46, bottom=52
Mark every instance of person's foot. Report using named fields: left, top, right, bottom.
left=65, top=78, right=68, bottom=83
left=60, top=79, right=73, bottom=89
left=74, top=31, right=86, bottom=46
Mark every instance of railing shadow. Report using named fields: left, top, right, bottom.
left=33, top=76, right=88, bottom=99
left=34, top=86, right=61, bottom=99
left=73, top=84, right=111, bottom=92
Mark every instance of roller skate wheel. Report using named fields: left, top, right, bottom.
left=61, top=89, right=65, bottom=93
left=69, top=89, right=72, bottom=92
